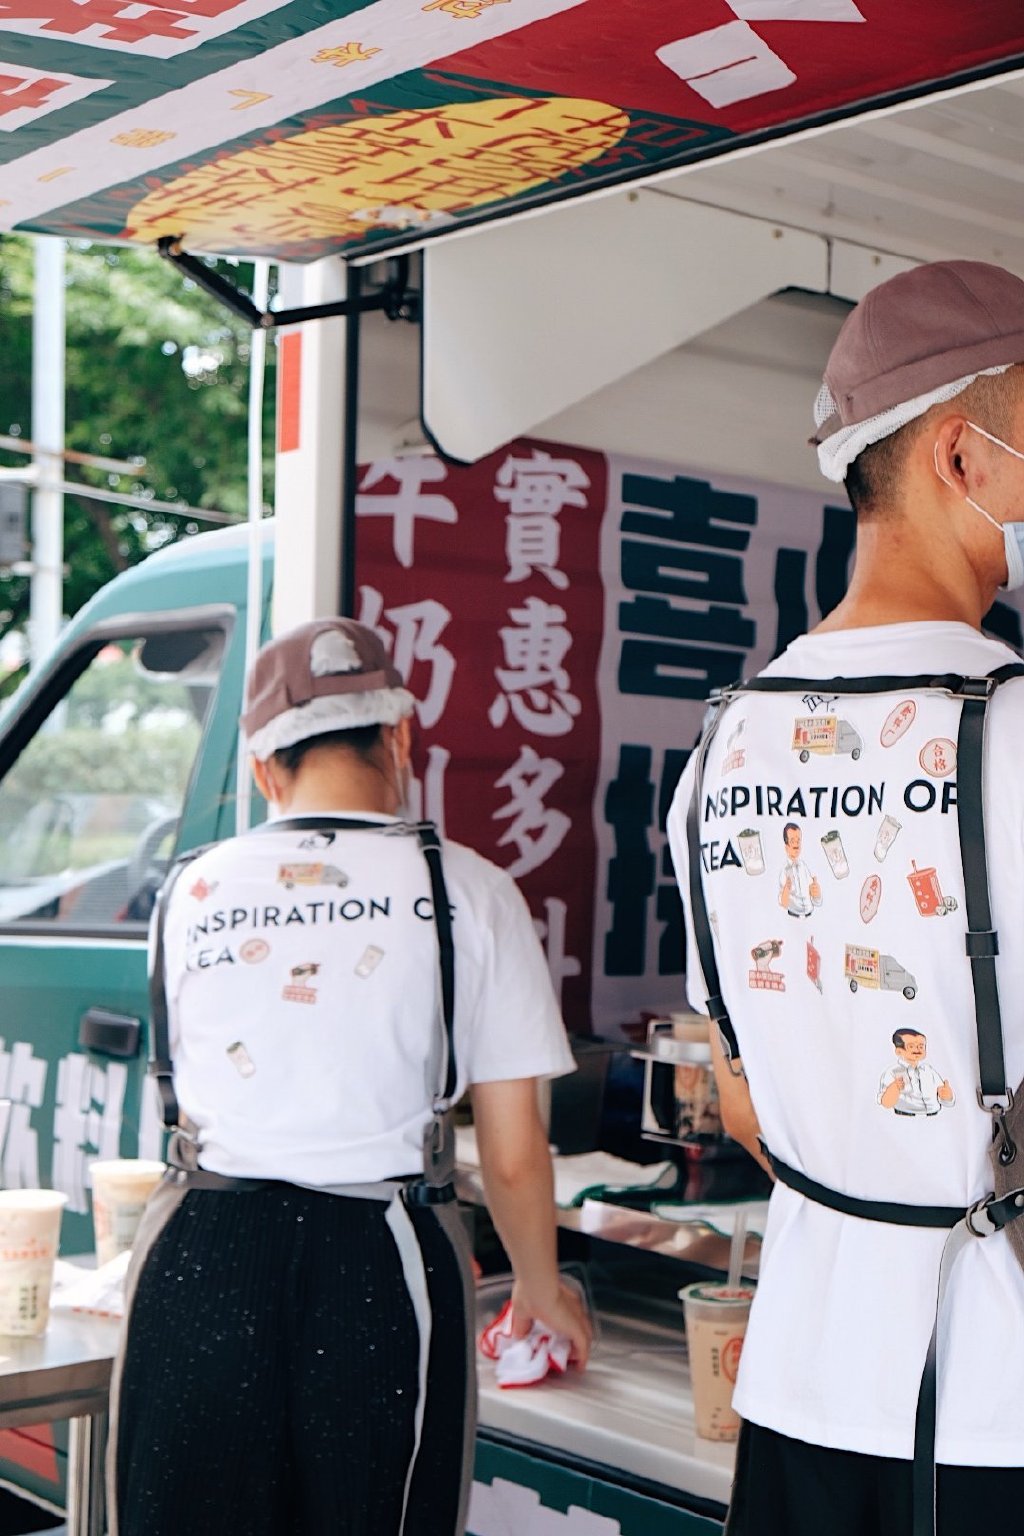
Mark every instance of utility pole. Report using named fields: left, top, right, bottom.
left=30, top=236, right=65, bottom=667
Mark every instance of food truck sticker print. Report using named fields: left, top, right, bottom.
left=880, top=700, right=917, bottom=747
left=878, top=1030, right=954, bottom=1115
left=792, top=716, right=863, bottom=763
left=807, top=936, right=822, bottom=993
left=749, top=939, right=785, bottom=992
left=907, top=861, right=959, bottom=917
left=277, top=862, right=349, bottom=890
left=919, top=738, right=957, bottom=778
left=845, top=944, right=917, bottom=999
left=859, top=875, right=882, bottom=923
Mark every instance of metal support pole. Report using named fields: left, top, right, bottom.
left=236, top=259, right=272, bottom=834
left=340, top=264, right=362, bottom=619
left=66, top=1411, right=107, bottom=1536
left=30, top=236, right=65, bottom=667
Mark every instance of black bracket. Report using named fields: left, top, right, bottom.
left=156, top=238, right=418, bottom=328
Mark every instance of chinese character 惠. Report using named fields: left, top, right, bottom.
left=489, top=597, right=580, bottom=736
left=357, top=459, right=457, bottom=569
left=493, top=746, right=571, bottom=878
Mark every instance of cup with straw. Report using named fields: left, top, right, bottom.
left=679, top=1208, right=756, bottom=1441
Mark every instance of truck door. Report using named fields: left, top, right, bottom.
left=0, top=609, right=234, bottom=1256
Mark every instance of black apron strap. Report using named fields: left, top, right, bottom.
left=685, top=698, right=741, bottom=1064
left=148, top=847, right=210, bottom=1132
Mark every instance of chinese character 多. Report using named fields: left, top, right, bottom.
left=489, top=597, right=581, bottom=737
left=493, top=746, right=571, bottom=878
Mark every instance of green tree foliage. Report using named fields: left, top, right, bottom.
left=0, top=236, right=274, bottom=693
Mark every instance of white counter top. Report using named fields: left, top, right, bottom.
left=476, top=1306, right=735, bottom=1508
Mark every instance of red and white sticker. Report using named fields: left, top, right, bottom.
left=859, top=874, right=882, bottom=923
left=880, top=700, right=916, bottom=747
left=239, top=938, right=269, bottom=964
left=919, top=738, right=956, bottom=778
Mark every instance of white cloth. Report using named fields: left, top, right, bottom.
left=667, top=622, right=1024, bottom=1467
left=160, top=813, right=574, bottom=1186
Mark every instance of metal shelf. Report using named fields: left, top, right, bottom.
left=455, top=1167, right=761, bottom=1277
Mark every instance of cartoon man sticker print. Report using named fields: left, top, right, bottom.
left=778, top=824, right=822, bottom=917
left=878, top=1029, right=954, bottom=1115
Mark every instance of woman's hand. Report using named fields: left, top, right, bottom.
left=510, top=1278, right=593, bottom=1368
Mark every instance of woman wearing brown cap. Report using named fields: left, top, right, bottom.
left=108, top=617, right=591, bottom=1536
left=669, top=260, right=1024, bottom=1535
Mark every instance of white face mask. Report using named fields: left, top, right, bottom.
left=391, top=737, right=412, bottom=817
left=934, top=421, right=1024, bottom=591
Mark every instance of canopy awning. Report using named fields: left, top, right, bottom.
left=2, top=0, right=1023, bottom=262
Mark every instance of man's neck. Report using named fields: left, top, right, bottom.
left=814, top=537, right=990, bottom=634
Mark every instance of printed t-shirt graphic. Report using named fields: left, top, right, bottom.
left=161, top=812, right=575, bottom=1189
left=667, top=622, right=1024, bottom=1469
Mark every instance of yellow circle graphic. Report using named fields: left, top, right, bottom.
left=124, top=97, right=630, bottom=255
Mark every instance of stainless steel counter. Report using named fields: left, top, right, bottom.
left=0, top=1310, right=121, bottom=1536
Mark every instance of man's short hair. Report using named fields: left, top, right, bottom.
left=783, top=822, right=800, bottom=842
left=892, top=1028, right=925, bottom=1049
left=845, top=367, right=1024, bottom=519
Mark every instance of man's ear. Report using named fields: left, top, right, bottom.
left=932, top=415, right=976, bottom=495
left=251, top=755, right=275, bottom=803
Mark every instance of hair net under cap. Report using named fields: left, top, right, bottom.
left=241, top=618, right=413, bottom=760
left=813, top=260, right=1024, bottom=446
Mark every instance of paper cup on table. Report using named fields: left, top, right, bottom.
left=680, top=1282, right=755, bottom=1441
left=90, top=1160, right=165, bottom=1267
left=0, top=1189, right=67, bottom=1337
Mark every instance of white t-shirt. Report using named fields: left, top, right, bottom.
left=159, top=813, right=574, bottom=1187
left=667, top=622, right=1024, bottom=1467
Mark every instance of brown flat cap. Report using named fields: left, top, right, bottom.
left=242, top=618, right=411, bottom=757
left=814, top=260, right=1024, bottom=444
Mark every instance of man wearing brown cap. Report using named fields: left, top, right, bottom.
left=669, top=260, right=1024, bottom=1532
left=110, top=618, right=591, bottom=1536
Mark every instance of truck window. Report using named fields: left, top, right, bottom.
left=0, top=625, right=224, bottom=930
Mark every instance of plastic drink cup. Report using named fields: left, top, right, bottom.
left=820, top=830, right=849, bottom=879
left=90, top=1159, right=165, bottom=1267
left=0, top=1189, right=67, bottom=1337
left=680, top=1282, right=755, bottom=1441
left=737, top=830, right=765, bottom=876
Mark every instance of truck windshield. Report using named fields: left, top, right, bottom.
left=0, top=625, right=223, bottom=928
